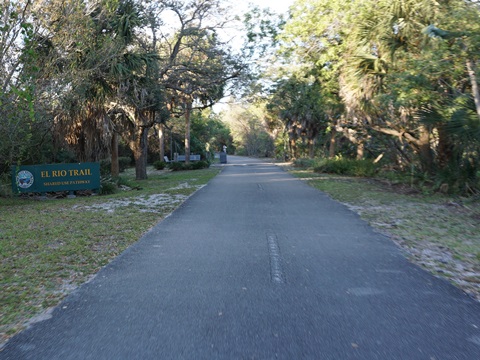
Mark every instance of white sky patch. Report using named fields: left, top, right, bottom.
left=240, top=0, right=295, bottom=14
left=214, top=0, right=295, bottom=52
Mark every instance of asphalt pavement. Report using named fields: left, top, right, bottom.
left=2, top=156, right=480, bottom=359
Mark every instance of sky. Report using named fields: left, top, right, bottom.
left=222, top=0, right=296, bottom=52
left=246, top=0, right=295, bottom=14
left=162, top=0, right=296, bottom=47
left=210, top=0, right=296, bottom=110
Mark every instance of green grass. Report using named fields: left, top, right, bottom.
left=0, top=166, right=220, bottom=343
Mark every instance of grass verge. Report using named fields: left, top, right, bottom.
left=289, top=169, right=480, bottom=301
left=0, top=166, right=220, bottom=344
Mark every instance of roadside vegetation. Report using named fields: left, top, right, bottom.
left=0, top=166, right=220, bottom=345
left=289, top=158, right=480, bottom=302
left=2, top=0, right=480, bottom=345
left=229, top=0, right=480, bottom=197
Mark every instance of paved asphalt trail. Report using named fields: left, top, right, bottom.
left=2, top=156, right=480, bottom=359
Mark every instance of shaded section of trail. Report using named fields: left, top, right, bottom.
left=2, top=156, right=480, bottom=359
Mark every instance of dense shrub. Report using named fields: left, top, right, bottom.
left=119, top=157, right=132, bottom=172
left=153, top=160, right=167, bottom=170
left=0, top=173, right=12, bottom=197
left=114, top=176, right=134, bottom=189
left=293, top=158, right=317, bottom=169
left=314, top=158, right=379, bottom=177
left=430, top=161, right=480, bottom=195
left=99, top=160, right=109, bottom=175
left=168, top=162, right=186, bottom=171
left=99, top=176, right=118, bottom=195
left=99, top=175, right=134, bottom=195
left=100, top=157, right=132, bottom=175
left=190, top=160, right=210, bottom=170
left=168, top=160, right=210, bottom=171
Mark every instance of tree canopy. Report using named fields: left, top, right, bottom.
left=1, top=0, right=243, bottom=180
left=253, top=0, right=480, bottom=194
left=2, top=0, right=480, bottom=194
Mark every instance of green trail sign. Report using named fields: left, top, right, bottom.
left=12, top=163, right=100, bottom=194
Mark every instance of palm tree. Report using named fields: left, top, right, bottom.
left=53, top=0, right=166, bottom=180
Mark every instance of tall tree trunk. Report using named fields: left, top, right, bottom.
left=418, top=125, right=434, bottom=173
left=184, top=101, right=192, bottom=164
left=437, top=125, right=454, bottom=169
left=288, top=123, right=298, bottom=159
left=111, top=131, right=119, bottom=177
left=158, top=123, right=165, bottom=161
left=133, top=127, right=149, bottom=180
left=466, top=59, right=480, bottom=120
left=356, top=142, right=365, bottom=160
left=308, top=138, right=315, bottom=159
left=336, top=125, right=365, bottom=160
left=289, top=137, right=297, bottom=159
left=329, top=127, right=337, bottom=159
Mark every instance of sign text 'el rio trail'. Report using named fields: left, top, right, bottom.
left=12, top=162, right=100, bottom=194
